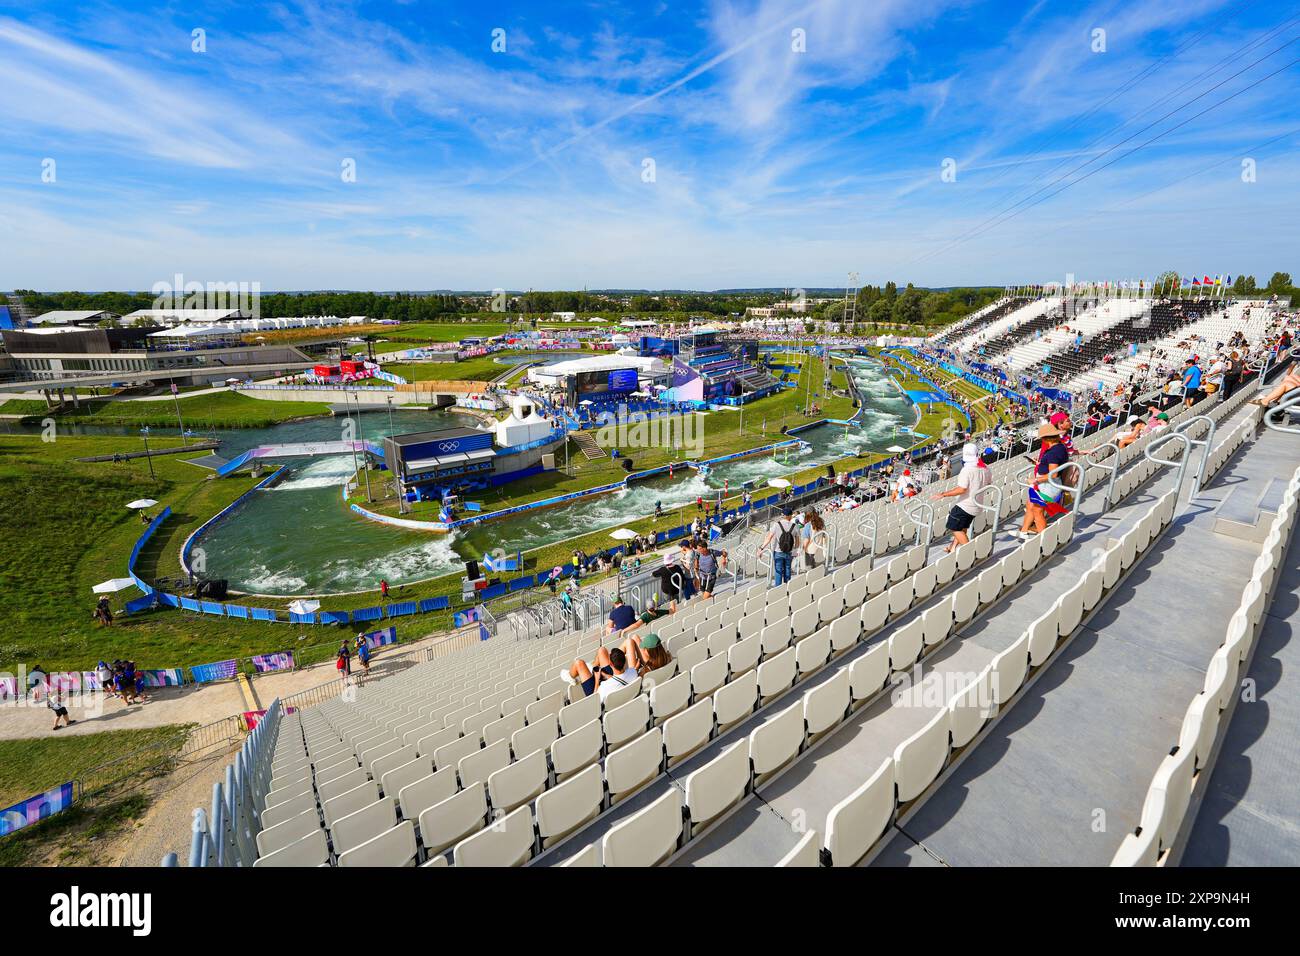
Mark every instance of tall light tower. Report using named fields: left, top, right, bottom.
left=843, top=271, right=859, bottom=330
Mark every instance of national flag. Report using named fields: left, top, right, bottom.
left=1225, top=275, right=1233, bottom=286
left=1213, top=275, right=1222, bottom=286
left=1192, top=278, right=1201, bottom=286
left=1203, top=276, right=1212, bottom=285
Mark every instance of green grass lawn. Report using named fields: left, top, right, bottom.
left=380, top=356, right=509, bottom=383
left=0, top=433, right=291, bottom=672
left=0, top=726, right=189, bottom=867
left=0, top=391, right=333, bottom=429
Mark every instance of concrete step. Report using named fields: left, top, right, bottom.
left=1213, top=476, right=1282, bottom=544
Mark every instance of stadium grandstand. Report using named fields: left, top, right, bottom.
left=172, top=296, right=1300, bottom=868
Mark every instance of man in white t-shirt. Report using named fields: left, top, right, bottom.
left=597, top=648, right=639, bottom=701
left=932, top=444, right=990, bottom=552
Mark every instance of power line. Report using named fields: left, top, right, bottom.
left=910, top=42, right=1300, bottom=265
left=972, top=1, right=1256, bottom=200
left=979, top=10, right=1300, bottom=219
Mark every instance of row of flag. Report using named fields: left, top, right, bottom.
left=1004, top=275, right=1236, bottom=297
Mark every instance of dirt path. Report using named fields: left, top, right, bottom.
left=0, top=631, right=452, bottom=741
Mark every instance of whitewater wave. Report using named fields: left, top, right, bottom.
left=239, top=565, right=310, bottom=594
left=273, top=456, right=358, bottom=491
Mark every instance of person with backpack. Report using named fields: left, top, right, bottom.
left=1222, top=350, right=1243, bottom=400
left=759, top=506, right=799, bottom=587
left=694, top=542, right=727, bottom=599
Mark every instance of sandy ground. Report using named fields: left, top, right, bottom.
left=0, top=631, right=452, bottom=741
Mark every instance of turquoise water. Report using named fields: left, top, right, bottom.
left=4, top=358, right=913, bottom=596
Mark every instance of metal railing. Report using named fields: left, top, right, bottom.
left=1173, top=414, right=1217, bottom=494
left=905, top=500, right=935, bottom=549
left=1083, top=441, right=1122, bottom=511
left=1142, top=430, right=1194, bottom=509
left=184, top=698, right=283, bottom=867
left=1263, top=387, right=1300, bottom=435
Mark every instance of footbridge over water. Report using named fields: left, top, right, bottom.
left=216, top=440, right=385, bottom=477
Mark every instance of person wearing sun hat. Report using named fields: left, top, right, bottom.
left=1015, top=422, right=1070, bottom=539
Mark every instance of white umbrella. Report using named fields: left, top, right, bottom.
left=125, top=499, right=158, bottom=510
left=768, top=478, right=791, bottom=489
left=288, top=599, right=321, bottom=615
left=578, top=399, right=595, bottom=406
left=609, top=528, right=638, bottom=541
left=93, top=578, right=136, bottom=594
left=886, top=445, right=907, bottom=453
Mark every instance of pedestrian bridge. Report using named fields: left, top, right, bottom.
left=217, top=440, right=385, bottom=477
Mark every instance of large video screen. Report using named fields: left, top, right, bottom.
left=574, top=368, right=639, bottom=394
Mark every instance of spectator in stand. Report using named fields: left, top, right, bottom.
left=694, top=541, right=726, bottom=598
left=562, top=646, right=637, bottom=700
left=605, top=598, right=637, bottom=637
left=758, top=506, right=800, bottom=587
left=932, top=443, right=991, bottom=553
left=676, top=542, right=698, bottom=601
left=355, top=634, right=371, bottom=680
left=1249, top=359, right=1300, bottom=408
left=1049, top=411, right=1078, bottom=454
left=801, top=509, right=826, bottom=568
left=1182, top=359, right=1204, bottom=408
left=1117, top=416, right=1147, bottom=449
left=1015, top=423, right=1071, bottom=540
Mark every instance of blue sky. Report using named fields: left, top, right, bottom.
left=1, top=0, right=1297, bottom=290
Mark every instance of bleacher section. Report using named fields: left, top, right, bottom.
left=970, top=299, right=1066, bottom=358
left=996, top=297, right=1146, bottom=374
left=951, top=297, right=1057, bottom=355
left=930, top=297, right=1030, bottom=347
left=1041, top=299, right=1218, bottom=382
left=683, top=341, right=780, bottom=402
left=1064, top=300, right=1276, bottom=395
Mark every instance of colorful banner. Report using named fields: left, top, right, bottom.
left=0, top=783, right=74, bottom=837
left=250, top=652, right=295, bottom=673
left=190, top=659, right=239, bottom=684
left=361, top=626, right=398, bottom=650
left=139, top=668, right=185, bottom=687
left=48, top=672, right=82, bottom=693
left=453, top=608, right=482, bottom=628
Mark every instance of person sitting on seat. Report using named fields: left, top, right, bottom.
left=622, top=632, right=672, bottom=679
left=1117, top=416, right=1146, bottom=449
left=562, top=647, right=637, bottom=699
left=1248, top=360, right=1300, bottom=408
left=605, top=598, right=637, bottom=637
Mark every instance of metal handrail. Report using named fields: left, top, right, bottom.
left=1172, top=413, right=1217, bottom=493
left=854, top=510, right=879, bottom=559
left=905, top=500, right=935, bottom=548
left=1142, top=430, right=1193, bottom=503
left=1263, top=387, right=1300, bottom=435
left=1014, top=457, right=1089, bottom=513
left=1083, top=441, right=1122, bottom=510
left=967, top=481, right=1004, bottom=540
